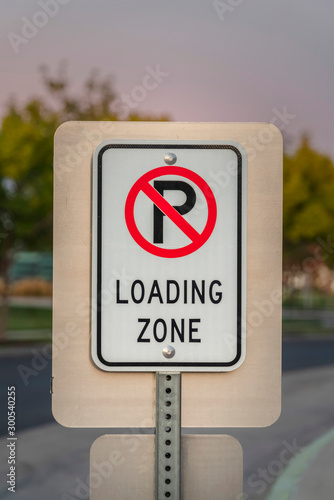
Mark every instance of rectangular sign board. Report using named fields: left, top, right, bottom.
left=91, top=142, right=247, bottom=371
left=52, top=122, right=282, bottom=428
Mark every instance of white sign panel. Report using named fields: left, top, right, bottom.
left=91, top=141, right=247, bottom=372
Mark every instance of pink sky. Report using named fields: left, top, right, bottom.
left=1, top=0, right=333, bottom=158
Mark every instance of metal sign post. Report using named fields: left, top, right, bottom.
left=155, top=373, right=181, bottom=500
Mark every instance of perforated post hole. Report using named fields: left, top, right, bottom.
left=155, top=373, right=181, bottom=500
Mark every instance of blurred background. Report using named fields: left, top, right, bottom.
left=0, top=1, right=334, bottom=499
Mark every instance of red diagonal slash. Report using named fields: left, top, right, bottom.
left=125, top=166, right=217, bottom=258
left=141, top=182, right=201, bottom=242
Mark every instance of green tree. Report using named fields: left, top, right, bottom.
left=283, top=135, right=334, bottom=268
left=0, top=65, right=169, bottom=341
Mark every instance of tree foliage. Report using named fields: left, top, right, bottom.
left=0, top=100, right=56, bottom=251
left=283, top=135, right=334, bottom=266
left=1, top=63, right=334, bottom=341
left=0, top=64, right=169, bottom=256
left=0, top=64, right=169, bottom=339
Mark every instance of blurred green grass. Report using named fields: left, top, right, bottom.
left=4, top=306, right=52, bottom=330
left=283, top=290, right=334, bottom=310
left=283, top=290, right=334, bottom=334
left=0, top=306, right=52, bottom=342
left=283, top=319, right=334, bottom=336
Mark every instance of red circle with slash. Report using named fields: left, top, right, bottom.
left=125, top=166, right=217, bottom=258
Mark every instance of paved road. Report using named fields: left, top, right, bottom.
left=230, top=364, right=334, bottom=499
left=0, top=364, right=333, bottom=499
left=8, top=297, right=52, bottom=308
left=282, top=337, right=334, bottom=371
left=1, top=338, right=334, bottom=436
left=0, top=348, right=52, bottom=436
left=0, top=339, right=334, bottom=499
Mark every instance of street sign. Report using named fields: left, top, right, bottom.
left=91, top=142, right=247, bottom=371
left=53, top=122, right=282, bottom=429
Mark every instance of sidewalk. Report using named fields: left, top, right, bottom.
left=283, top=308, right=334, bottom=321
left=8, top=297, right=52, bottom=308
left=267, top=427, right=334, bottom=500
left=294, top=429, right=334, bottom=500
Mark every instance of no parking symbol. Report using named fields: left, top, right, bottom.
left=92, top=140, right=246, bottom=371
left=125, top=166, right=217, bottom=258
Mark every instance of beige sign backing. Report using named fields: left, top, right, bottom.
left=52, top=121, right=282, bottom=428
left=90, top=434, right=243, bottom=500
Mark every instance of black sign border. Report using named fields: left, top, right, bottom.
left=96, top=144, right=244, bottom=369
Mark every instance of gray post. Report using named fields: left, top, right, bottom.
left=155, top=372, right=181, bottom=499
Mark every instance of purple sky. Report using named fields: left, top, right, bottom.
left=1, top=0, right=333, bottom=158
